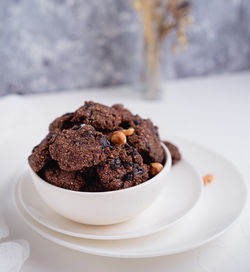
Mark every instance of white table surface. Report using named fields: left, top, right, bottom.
left=0, top=72, right=250, bottom=271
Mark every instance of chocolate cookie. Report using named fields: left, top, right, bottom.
left=97, top=144, right=149, bottom=191
left=49, top=125, right=111, bottom=171
left=73, top=101, right=121, bottom=131
left=43, top=162, right=86, bottom=191
left=49, top=112, right=75, bottom=132
left=127, top=116, right=164, bottom=164
left=112, top=104, right=134, bottom=128
left=163, top=141, right=181, bottom=165
left=28, top=133, right=56, bottom=173
left=28, top=101, right=176, bottom=192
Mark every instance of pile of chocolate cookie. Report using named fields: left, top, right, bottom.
left=28, top=101, right=181, bottom=192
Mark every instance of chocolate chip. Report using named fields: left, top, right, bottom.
left=133, top=164, right=144, bottom=175
left=99, top=136, right=111, bottom=148
left=150, top=126, right=158, bottom=135
left=146, top=143, right=151, bottom=151
left=85, top=102, right=94, bottom=109
left=110, top=157, right=121, bottom=170
left=82, top=130, right=92, bottom=139
left=124, top=161, right=133, bottom=168
left=127, top=172, right=134, bottom=181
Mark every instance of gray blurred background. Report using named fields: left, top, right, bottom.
left=0, top=0, right=250, bottom=96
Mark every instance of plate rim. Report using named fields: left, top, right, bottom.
left=17, top=158, right=204, bottom=240
left=14, top=176, right=247, bottom=258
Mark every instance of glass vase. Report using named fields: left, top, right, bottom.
left=141, top=37, right=162, bottom=100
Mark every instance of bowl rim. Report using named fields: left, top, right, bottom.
left=29, top=143, right=172, bottom=196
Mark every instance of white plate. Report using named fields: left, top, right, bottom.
left=18, top=158, right=203, bottom=240
left=14, top=139, right=247, bottom=258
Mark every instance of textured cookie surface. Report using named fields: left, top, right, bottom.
left=73, top=101, right=121, bottom=131
left=112, top=104, right=134, bottom=127
left=97, top=144, right=148, bottom=191
left=28, top=133, right=56, bottom=173
left=43, top=162, right=86, bottom=191
left=49, top=125, right=111, bottom=171
left=49, top=112, right=75, bottom=132
left=127, top=116, right=164, bottom=163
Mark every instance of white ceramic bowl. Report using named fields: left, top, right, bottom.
left=29, top=144, right=172, bottom=225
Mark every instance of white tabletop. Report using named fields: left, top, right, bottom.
left=0, top=72, right=250, bottom=271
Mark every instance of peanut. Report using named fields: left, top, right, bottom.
left=203, top=174, right=214, bottom=185
left=122, top=127, right=135, bottom=136
left=150, top=162, right=163, bottom=176
left=111, top=131, right=127, bottom=144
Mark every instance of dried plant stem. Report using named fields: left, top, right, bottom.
left=140, top=0, right=154, bottom=48
left=131, top=0, right=191, bottom=99
left=138, top=0, right=161, bottom=98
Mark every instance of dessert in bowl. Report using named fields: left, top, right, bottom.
left=29, top=144, right=171, bottom=225
left=28, top=102, right=180, bottom=225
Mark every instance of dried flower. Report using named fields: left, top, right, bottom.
left=131, top=0, right=192, bottom=52
left=131, top=0, right=192, bottom=98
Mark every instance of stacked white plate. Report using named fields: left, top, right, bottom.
left=14, top=139, right=247, bottom=258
